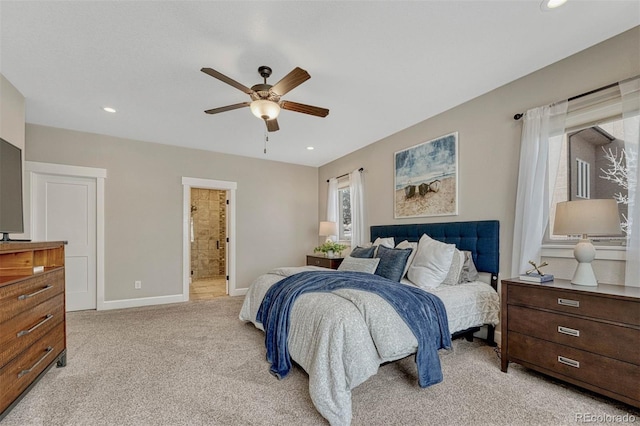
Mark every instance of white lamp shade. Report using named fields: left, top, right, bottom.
left=250, top=100, right=281, bottom=120
left=554, top=199, right=621, bottom=237
left=554, top=199, right=621, bottom=286
left=319, top=221, right=338, bottom=237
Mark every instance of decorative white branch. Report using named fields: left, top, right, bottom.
left=599, top=146, right=633, bottom=234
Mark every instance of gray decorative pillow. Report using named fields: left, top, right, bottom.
left=459, top=250, right=479, bottom=282
left=374, top=245, right=413, bottom=282
left=337, top=257, right=380, bottom=274
left=442, top=248, right=465, bottom=285
left=349, top=246, right=376, bottom=258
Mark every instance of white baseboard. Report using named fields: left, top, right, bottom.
left=230, top=288, right=248, bottom=297
left=494, top=330, right=502, bottom=346
left=99, top=290, right=246, bottom=310
left=99, top=294, right=185, bottom=310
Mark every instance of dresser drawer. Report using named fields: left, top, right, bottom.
left=508, top=305, right=640, bottom=365
left=0, top=322, right=65, bottom=414
left=0, top=269, right=65, bottom=324
left=508, top=332, right=640, bottom=403
left=0, top=294, right=65, bottom=368
left=507, top=284, right=640, bottom=326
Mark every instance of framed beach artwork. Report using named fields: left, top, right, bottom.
left=394, top=132, right=458, bottom=218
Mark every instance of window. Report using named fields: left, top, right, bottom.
left=337, top=183, right=351, bottom=241
left=575, top=158, right=590, bottom=199
left=547, top=116, right=629, bottom=243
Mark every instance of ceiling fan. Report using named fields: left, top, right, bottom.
left=201, top=65, right=329, bottom=132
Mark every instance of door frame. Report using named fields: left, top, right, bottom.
left=182, top=177, right=237, bottom=298
left=25, top=161, right=107, bottom=310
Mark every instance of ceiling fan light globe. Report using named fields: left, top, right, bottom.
left=250, top=99, right=281, bottom=120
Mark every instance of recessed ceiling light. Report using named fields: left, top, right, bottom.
left=306, top=146, right=314, bottom=150
left=102, top=107, right=116, bottom=113
left=541, top=0, right=568, bottom=11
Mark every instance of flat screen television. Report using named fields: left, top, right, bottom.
left=0, top=137, right=25, bottom=241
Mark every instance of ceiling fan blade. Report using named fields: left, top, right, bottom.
left=204, top=102, right=250, bottom=115
left=201, top=68, right=253, bottom=95
left=270, top=67, right=311, bottom=96
left=266, top=118, right=280, bottom=132
left=281, top=100, right=329, bottom=117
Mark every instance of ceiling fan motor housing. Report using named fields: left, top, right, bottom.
left=250, top=84, right=280, bottom=102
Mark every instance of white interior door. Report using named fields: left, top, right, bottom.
left=34, top=174, right=97, bottom=311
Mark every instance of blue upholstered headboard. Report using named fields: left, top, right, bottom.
left=370, top=220, right=500, bottom=287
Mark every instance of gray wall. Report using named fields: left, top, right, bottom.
left=318, top=27, right=639, bottom=283
left=26, top=124, right=318, bottom=300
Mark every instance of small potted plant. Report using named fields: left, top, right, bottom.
left=314, top=241, right=347, bottom=258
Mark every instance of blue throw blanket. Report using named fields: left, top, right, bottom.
left=256, top=270, right=451, bottom=388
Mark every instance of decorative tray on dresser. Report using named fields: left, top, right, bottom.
left=501, top=278, right=640, bottom=408
left=0, top=241, right=67, bottom=420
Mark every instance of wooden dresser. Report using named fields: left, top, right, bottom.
left=0, top=241, right=67, bottom=420
left=501, top=278, right=640, bottom=408
left=306, top=254, right=344, bottom=270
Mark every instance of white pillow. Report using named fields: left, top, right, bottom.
left=407, top=234, right=455, bottom=289
left=373, top=237, right=395, bottom=248
left=373, top=237, right=395, bottom=257
left=337, top=257, right=380, bottom=274
left=395, top=240, right=417, bottom=278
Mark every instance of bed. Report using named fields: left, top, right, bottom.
left=239, top=220, right=500, bottom=425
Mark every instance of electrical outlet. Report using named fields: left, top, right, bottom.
left=135, top=280, right=142, bottom=289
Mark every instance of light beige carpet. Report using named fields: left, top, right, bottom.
left=3, top=296, right=638, bottom=425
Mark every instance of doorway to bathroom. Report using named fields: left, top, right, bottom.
left=189, top=188, right=227, bottom=300
left=182, top=177, right=237, bottom=300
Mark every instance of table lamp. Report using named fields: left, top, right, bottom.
left=553, top=199, right=621, bottom=286
left=319, top=221, right=338, bottom=242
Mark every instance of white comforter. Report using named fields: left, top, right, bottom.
left=239, top=266, right=499, bottom=425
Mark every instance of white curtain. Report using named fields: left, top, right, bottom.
left=511, top=101, right=568, bottom=277
left=349, top=169, right=365, bottom=247
left=620, top=77, right=640, bottom=287
left=326, top=178, right=338, bottom=242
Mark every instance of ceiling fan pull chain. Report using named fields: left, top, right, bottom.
left=264, top=131, right=268, bottom=154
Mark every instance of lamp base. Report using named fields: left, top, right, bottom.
left=571, top=239, right=598, bottom=286
left=571, top=262, right=598, bottom=286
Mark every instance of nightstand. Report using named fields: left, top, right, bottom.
left=306, top=255, right=344, bottom=270
left=501, top=277, right=640, bottom=408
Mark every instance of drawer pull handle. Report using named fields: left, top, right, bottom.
left=18, top=346, right=54, bottom=378
left=17, top=314, right=54, bottom=337
left=558, top=356, right=580, bottom=368
left=18, top=285, right=53, bottom=301
left=558, top=326, right=580, bottom=337
left=558, top=298, right=579, bottom=308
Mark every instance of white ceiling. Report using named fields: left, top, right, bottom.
left=1, top=1, right=638, bottom=167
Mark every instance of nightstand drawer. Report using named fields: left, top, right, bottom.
left=508, top=332, right=640, bottom=402
left=508, top=305, right=639, bottom=364
left=306, top=255, right=343, bottom=270
left=507, top=284, right=640, bottom=326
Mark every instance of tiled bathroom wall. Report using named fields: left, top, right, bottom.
left=190, top=188, right=227, bottom=280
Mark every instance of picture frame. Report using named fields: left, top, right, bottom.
left=394, top=132, right=459, bottom=218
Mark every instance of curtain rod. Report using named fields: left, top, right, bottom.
left=513, top=81, right=619, bottom=121
left=326, top=167, right=363, bottom=183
